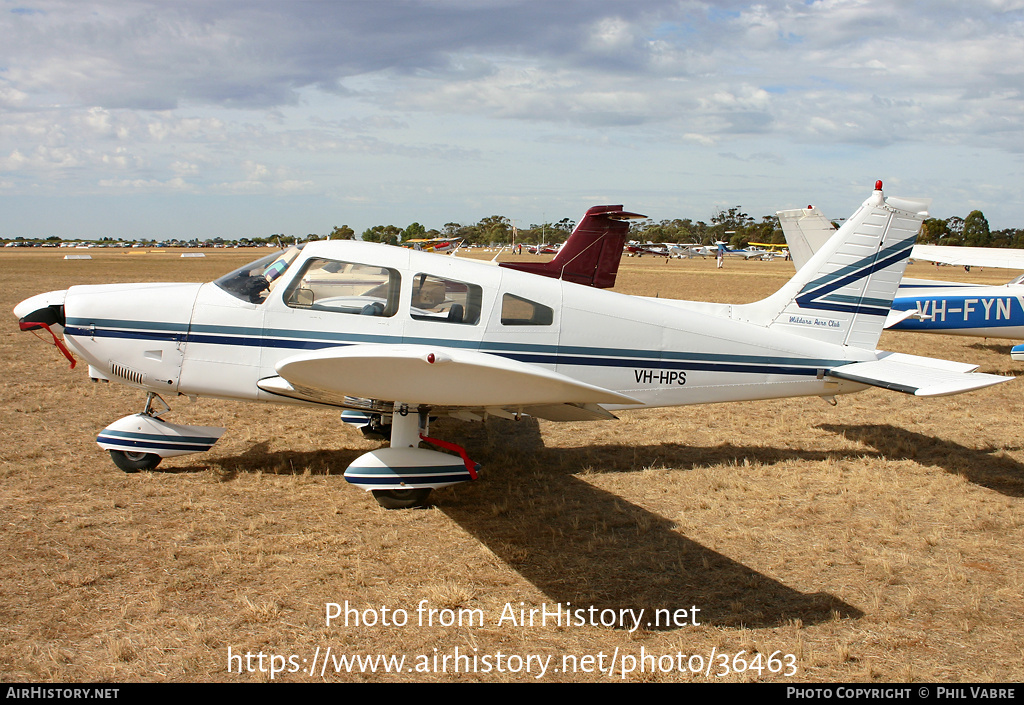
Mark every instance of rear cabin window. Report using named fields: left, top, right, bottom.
left=283, top=258, right=400, bottom=317
left=500, top=293, right=553, bottom=326
left=410, top=273, right=482, bottom=325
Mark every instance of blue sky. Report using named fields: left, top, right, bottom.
left=1, top=0, right=1022, bottom=240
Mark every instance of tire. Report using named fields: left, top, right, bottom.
left=109, top=449, right=162, bottom=473
left=371, top=488, right=432, bottom=509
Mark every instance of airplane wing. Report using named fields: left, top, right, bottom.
left=910, top=244, right=1024, bottom=271
left=258, top=344, right=640, bottom=409
left=827, top=352, right=1011, bottom=397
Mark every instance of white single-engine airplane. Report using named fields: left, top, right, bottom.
left=15, top=183, right=1012, bottom=508
left=778, top=203, right=1024, bottom=360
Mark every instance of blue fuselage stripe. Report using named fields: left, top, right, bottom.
left=66, top=319, right=846, bottom=378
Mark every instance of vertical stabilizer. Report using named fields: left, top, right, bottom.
left=776, top=205, right=836, bottom=270
left=499, top=205, right=644, bottom=288
left=738, top=182, right=930, bottom=350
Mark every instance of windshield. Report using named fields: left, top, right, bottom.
left=214, top=245, right=304, bottom=303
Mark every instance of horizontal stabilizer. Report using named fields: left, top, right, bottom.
left=827, top=351, right=1011, bottom=397
left=883, top=308, right=921, bottom=329
left=271, top=344, right=640, bottom=407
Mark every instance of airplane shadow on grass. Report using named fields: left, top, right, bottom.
left=434, top=417, right=863, bottom=630
left=819, top=423, right=1024, bottom=498
left=966, top=341, right=1016, bottom=356
left=206, top=419, right=864, bottom=630
left=119, top=416, right=1024, bottom=628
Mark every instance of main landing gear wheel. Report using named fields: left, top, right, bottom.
left=109, top=449, right=162, bottom=473
left=371, top=488, right=432, bottom=509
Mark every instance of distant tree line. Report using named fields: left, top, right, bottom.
left=6, top=209, right=1024, bottom=250
left=352, top=208, right=1024, bottom=250
left=359, top=216, right=577, bottom=247
left=918, top=211, right=1024, bottom=248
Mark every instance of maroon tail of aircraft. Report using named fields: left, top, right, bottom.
left=499, top=205, right=645, bottom=289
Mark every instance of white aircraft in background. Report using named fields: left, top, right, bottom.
left=714, top=242, right=780, bottom=260
left=778, top=201, right=1024, bottom=360
left=15, top=183, right=1010, bottom=509
left=625, top=242, right=673, bottom=257
left=667, top=243, right=715, bottom=259
left=746, top=242, right=790, bottom=260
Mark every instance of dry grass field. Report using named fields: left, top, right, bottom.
left=1, top=248, right=1022, bottom=682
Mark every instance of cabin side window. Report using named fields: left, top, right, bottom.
left=500, top=293, right=553, bottom=326
left=409, top=273, right=482, bottom=325
left=283, top=258, right=400, bottom=317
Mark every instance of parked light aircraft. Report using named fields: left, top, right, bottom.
left=778, top=204, right=1024, bottom=360
left=669, top=243, right=709, bottom=259
left=15, top=183, right=1011, bottom=509
left=400, top=237, right=462, bottom=254
left=499, top=205, right=642, bottom=289
left=747, top=242, right=790, bottom=260
left=526, top=244, right=560, bottom=255
left=715, top=242, right=783, bottom=260
left=625, top=242, right=673, bottom=257
left=627, top=242, right=717, bottom=259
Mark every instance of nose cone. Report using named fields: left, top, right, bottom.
left=14, top=289, right=67, bottom=331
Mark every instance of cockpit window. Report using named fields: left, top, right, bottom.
left=214, top=246, right=304, bottom=303
left=410, top=273, right=481, bottom=325
left=283, top=258, right=400, bottom=317
left=501, top=293, right=553, bottom=326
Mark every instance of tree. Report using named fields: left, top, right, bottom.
left=919, top=218, right=949, bottom=244
left=963, top=210, right=991, bottom=247
left=476, top=215, right=512, bottom=246
left=711, top=207, right=755, bottom=231
left=402, top=222, right=427, bottom=242
left=329, top=225, right=355, bottom=240
left=361, top=225, right=402, bottom=246
left=554, top=217, right=576, bottom=233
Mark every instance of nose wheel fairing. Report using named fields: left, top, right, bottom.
left=96, top=414, right=225, bottom=458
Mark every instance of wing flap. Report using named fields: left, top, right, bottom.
left=273, top=344, right=640, bottom=407
left=827, top=351, right=1011, bottom=397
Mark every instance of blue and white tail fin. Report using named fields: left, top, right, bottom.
left=738, top=182, right=930, bottom=350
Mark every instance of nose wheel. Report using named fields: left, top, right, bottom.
left=371, top=487, right=433, bottom=509
left=109, top=449, right=162, bottom=473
